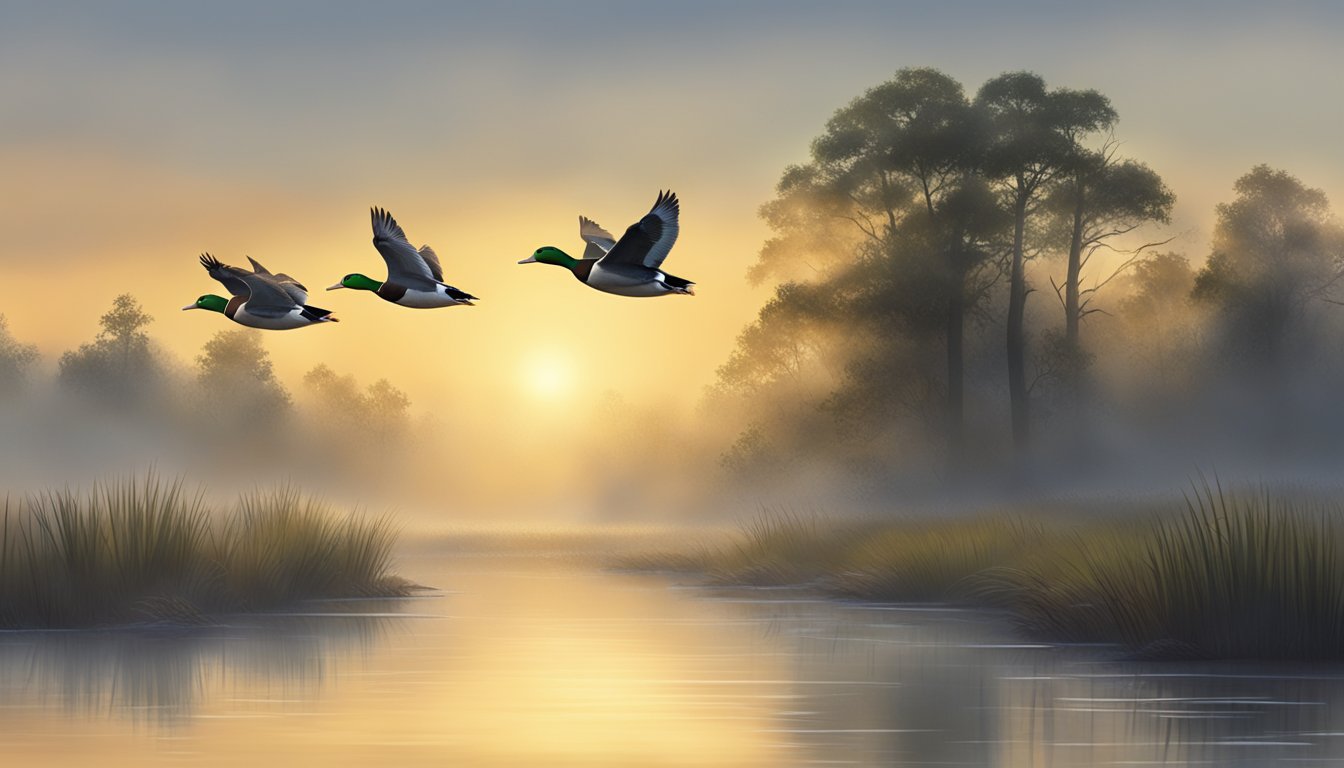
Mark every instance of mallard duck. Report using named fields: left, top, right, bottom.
left=327, top=207, right=478, bottom=308
left=184, top=254, right=338, bottom=329
left=519, top=190, right=694, bottom=297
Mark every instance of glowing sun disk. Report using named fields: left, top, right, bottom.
left=522, top=351, right=575, bottom=400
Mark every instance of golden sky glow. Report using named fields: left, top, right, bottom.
left=3, top=2, right=1343, bottom=514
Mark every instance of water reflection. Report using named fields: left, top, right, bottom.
left=715, top=595, right=1344, bottom=766
left=0, top=606, right=394, bottom=727
left=2, top=555, right=1344, bottom=766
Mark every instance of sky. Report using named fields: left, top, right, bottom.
left=2, top=1, right=1342, bottom=510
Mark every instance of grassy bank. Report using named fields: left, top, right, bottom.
left=0, top=475, right=405, bottom=629
left=648, top=485, right=1344, bottom=661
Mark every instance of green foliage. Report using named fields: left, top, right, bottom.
left=0, top=473, right=404, bottom=629
left=975, top=73, right=1114, bottom=190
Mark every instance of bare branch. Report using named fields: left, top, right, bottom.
left=1090, top=236, right=1177, bottom=293
left=1050, top=275, right=1067, bottom=311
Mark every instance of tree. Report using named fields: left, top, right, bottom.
left=976, top=73, right=1116, bottom=451
left=1114, top=252, right=1199, bottom=393
left=302, top=364, right=411, bottom=447
left=1049, top=151, right=1174, bottom=352
left=736, top=67, right=1006, bottom=472
left=58, top=294, right=161, bottom=404
left=195, top=329, right=290, bottom=425
left=1193, top=165, right=1344, bottom=371
left=365, top=378, right=412, bottom=444
left=0, top=315, right=39, bottom=398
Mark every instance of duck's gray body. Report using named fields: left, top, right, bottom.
left=524, top=191, right=694, bottom=297
left=199, top=254, right=337, bottom=329
left=585, top=261, right=694, bottom=296
left=369, top=207, right=478, bottom=308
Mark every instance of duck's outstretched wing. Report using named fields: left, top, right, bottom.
left=578, top=215, right=617, bottom=260
left=417, top=245, right=445, bottom=283
left=199, top=254, right=299, bottom=318
left=237, top=273, right=304, bottom=318
left=597, top=190, right=680, bottom=270
left=247, top=256, right=309, bottom=304
left=371, top=207, right=438, bottom=289
left=199, top=253, right=252, bottom=297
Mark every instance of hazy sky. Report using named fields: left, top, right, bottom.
left=3, top=1, right=1342, bottom=499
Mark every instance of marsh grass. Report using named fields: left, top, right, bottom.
left=705, top=511, right=878, bottom=586
left=0, top=474, right=405, bottom=629
left=672, top=484, right=1344, bottom=660
left=989, top=481, right=1344, bottom=659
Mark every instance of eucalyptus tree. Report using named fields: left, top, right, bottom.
left=975, top=73, right=1116, bottom=450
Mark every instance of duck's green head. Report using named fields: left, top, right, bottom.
left=519, top=246, right=578, bottom=269
left=182, top=294, right=229, bottom=313
left=327, top=273, right=383, bottom=292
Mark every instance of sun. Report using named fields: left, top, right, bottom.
left=521, top=349, right=576, bottom=400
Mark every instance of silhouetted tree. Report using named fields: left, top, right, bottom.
left=1038, top=148, right=1174, bottom=429
left=976, top=72, right=1115, bottom=451
left=723, top=68, right=1011, bottom=475
left=1049, top=151, right=1174, bottom=351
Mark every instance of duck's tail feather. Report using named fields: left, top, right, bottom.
left=663, top=274, right=695, bottom=296
left=301, top=304, right=339, bottom=322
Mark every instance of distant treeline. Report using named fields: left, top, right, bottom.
left=709, top=67, right=1344, bottom=491
left=0, top=297, right=427, bottom=495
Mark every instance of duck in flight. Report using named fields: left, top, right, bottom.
left=328, top=207, right=478, bottom=308
left=519, top=191, right=694, bottom=297
left=184, top=254, right=338, bottom=329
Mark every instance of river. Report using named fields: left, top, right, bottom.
left=1, top=548, right=1343, bottom=766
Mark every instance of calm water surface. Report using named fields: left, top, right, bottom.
left=2, top=550, right=1344, bottom=766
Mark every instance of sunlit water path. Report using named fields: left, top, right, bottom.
left=2, top=549, right=1344, bottom=766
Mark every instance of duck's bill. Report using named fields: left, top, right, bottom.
left=181, top=303, right=200, bottom=311
left=517, top=256, right=538, bottom=264
left=326, top=282, right=345, bottom=290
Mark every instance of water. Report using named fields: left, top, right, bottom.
left=2, top=550, right=1344, bottom=766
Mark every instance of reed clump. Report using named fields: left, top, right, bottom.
left=987, top=482, right=1344, bottom=659
left=682, top=484, right=1344, bottom=660
left=0, top=474, right=404, bottom=629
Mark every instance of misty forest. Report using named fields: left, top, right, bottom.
left=712, top=68, right=1344, bottom=496
left=7, top=69, right=1340, bottom=501
left=8, top=7, right=1344, bottom=761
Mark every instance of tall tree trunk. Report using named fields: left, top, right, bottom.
left=1063, top=182, right=1087, bottom=424
left=1007, top=193, right=1029, bottom=451
left=946, top=261, right=966, bottom=474
left=1065, top=184, right=1085, bottom=349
